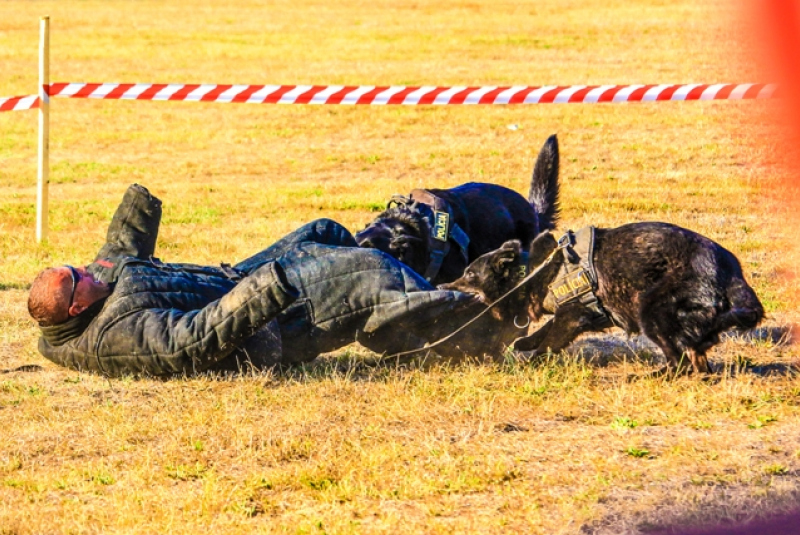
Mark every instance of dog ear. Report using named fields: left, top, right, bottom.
left=529, top=232, right=558, bottom=266
left=491, top=240, right=522, bottom=276
left=500, top=239, right=522, bottom=254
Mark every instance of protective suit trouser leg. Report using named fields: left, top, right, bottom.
left=234, top=219, right=358, bottom=276
left=273, top=243, right=477, bottom=362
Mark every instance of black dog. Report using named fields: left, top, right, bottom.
left=440, top=222, right=764, bottom=373
left=355, top=135, right=560, bottom=286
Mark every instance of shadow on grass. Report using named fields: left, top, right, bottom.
left=736, top=361, right=800, bottom=377
left=578, top=481, right=800, bottom=535
left=734, top=324, right=795, bottom=347
left=19, top=326, right=797, bottom=381
left=524, top=325, right=799, bottom=378
left=0, top=364, right=44, bottom=374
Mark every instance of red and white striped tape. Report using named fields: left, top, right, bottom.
left=0, top=95, right=41, bottom=112
left=1, top=83, right=777, bottom=112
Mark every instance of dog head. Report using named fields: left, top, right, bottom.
left=439, top=233, right=562, bottom=321
left=356, top=202, right=431, bottom=275
left=438, top=239, right=524, bottom=319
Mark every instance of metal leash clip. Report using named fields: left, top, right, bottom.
left=557, top=230, right=575, bottom=249
left=557, top=230, right=581, bottom=263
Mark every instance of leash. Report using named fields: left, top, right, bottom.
left=379, top=246, right=562, bottom=362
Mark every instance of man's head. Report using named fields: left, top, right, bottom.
left=28, top=266, right=111, bottom=326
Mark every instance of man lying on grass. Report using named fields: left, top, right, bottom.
left=27, top=184, right=489, bottom=377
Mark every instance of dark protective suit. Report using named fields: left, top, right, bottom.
left=36, top=185, right=478, bottom=377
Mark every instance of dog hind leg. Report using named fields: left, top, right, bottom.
left=677, top=278, right=763, bottom=374
left=640, top=318, right=681, bottom=371
left=639, top=277, right=716, bottom=374
left=686, top=349, right=711, bottom=374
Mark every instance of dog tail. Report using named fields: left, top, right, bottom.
left=528, top=134, right=561, bottom=231
left=716, top=277, right=765, bottom=332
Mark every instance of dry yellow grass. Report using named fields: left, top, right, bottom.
left=1, top=0, right=799, bottom=533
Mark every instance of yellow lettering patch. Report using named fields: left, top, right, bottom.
left=433, top=211, right=449, bottom=242
left=549, top=269, right=592, bottom=306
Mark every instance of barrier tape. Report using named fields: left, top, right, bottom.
left=1, top=83, right=777, bottom=112
left=0, top=95, right=40, bottom=112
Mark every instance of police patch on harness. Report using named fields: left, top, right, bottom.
left=549, top=268, right=592, bottom=306
left=433, top=210, right=450, bottom=242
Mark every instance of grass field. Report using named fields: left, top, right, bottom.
left=1, top=1, right=799, bottom=533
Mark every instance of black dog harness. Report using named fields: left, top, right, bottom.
left=388, top=189, right=471, bottom=282
left=546, top=227, right=613, bottom=329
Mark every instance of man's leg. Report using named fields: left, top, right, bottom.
left=273, top=244, right=479, bottom=363
left=234, top=219, right=358, bottom=276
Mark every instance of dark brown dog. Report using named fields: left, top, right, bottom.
left=355, top=135, right=560, bottom=286
left=440, top=222, right=764, bottom=373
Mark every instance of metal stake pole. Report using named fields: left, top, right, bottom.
left=36, top=16, right=50, bottom=243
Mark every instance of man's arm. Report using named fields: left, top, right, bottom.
left=95, top=184, right=163, bottom=262
left=94, top=262, right=298, bottom=377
